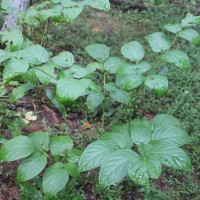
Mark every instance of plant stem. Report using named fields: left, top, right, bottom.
left=101, top=71, right=106, bottom=133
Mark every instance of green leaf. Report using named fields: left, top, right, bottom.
left=86, top=62, right=103, bottom=73
left=1, top=0, right=15, bottom=13
left=152, top=126, right=191, bottom=146
left=85, top=44, right=109, bottom=62
left=9, top=83, right=34, bottom=101
left=17, top=151, right=47, bottom=181
left=161, top=49, right=190, bottom=70
left=60, top=0, right=78, bottom=7
left=130, top=119, right=151, bottom=145
left=87, top=91, right=104, bottom=110
left=67, top=149, right=82, bottom=164
left=52, top=51, right=74, bottom=68
left=164, top=23, right=182, bottom=33
left=105, top=82, right=131, bottom=104
left=82, top=0, right=110, bottom=11
left=35, top=62, right=56, bottom=85
left=0, top=136, right=35, bottom=162
left=45, top=89, right=66, bottom=116
left=18, top=45, right=49, bottom=65
left=144, top=74, right=168, bottom=95
left=100, top=129, right=133, bottom=149
left=3, top=58, right=29, bottom=84
left=116, top=74, right=143, bottom=90
left=0, top=29, right=23, bottom=47
left=133, top=61, right=152, bottom=73
left=28, top=132, right=49, bottom=151
left=128, top=155, right=161, bottom=186
left=39, top=9, right=61, bottom=21
left=43, top=162, right=69, bottom=195
left=145, top=32, right=171, bottom=52
left=50, top=136, right=73, bottom=156
left=181, top=13, right=200, bottom=27
left=104, top=57, right=122, bottom=74
left=56, top=78, right=90, bottom=102
left=147, top=143, right=191, bottom=170
left=63, top=7, right=83, bottom=23
left=79, top=141, right=118, bottom=172
left=0, top=50, right=12, bottom=62
left=23, top=68, right=38, bottom=84
left=64, top=163, right=79, bottom=178
left=151, top=114, right=181, bottom=130
left=99, top=149, right=138, bottom=187
left=121, top=41, right=145, bottom=62
left=178, top=29, right=200, bottom=45
left=71, top=64, right=89, bottom=78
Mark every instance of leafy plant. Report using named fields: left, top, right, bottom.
left=0, top=0, right=200, bottom=198
left=0, top=131, right=81, bottom=196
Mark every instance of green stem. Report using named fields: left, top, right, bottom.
left=144, top=181, right=150, bottom=199
left=101, top=71, right=106, bottom=133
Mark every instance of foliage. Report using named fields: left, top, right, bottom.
left=0, top=0, right=200, bottom=198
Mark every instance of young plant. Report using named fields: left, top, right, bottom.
left=0, top=132, right=81, bottom=196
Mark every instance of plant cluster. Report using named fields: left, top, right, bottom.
left=0, top=0, right=200, bottom=198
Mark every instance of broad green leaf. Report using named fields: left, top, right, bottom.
left=99, top=149, right=138, bottom=186
left=164, top=23, right=182, bottom=33
left=86, top=62, right=103, bottom=73
left=60, top=0, right=78, bottom=7
left=0, top=136, right=35, bottom=162
left=43, top=162, right=69, bottom=195
left=3, top=58, right=29, bottom=84
left=1, top=0, right=15, bottom=13
left=9, top=83, right=35, bottom=101
left=161, top=49, right=190, bottom=70
left=71, top=64, right=89, bottom=78
left=181, top=13, right=200, bottom=27
left=0, top=50, right=12, bottom=62
left=18, top=45, right=49, bottom=65
left=130, top=119, right=151, bottom=145
left=104, top=57, right=122, bottom=74
left=50, top=136, right=73, bottom=156
left=0, top=29, right=23, bottom=47
left=85, top=44, right=109, bottom=62
left=35, top=62, right=56, bottom=85
left=152, top=126, right=191, bottom=146
left=82, top=0, right=110, bottom=11
left=79, top=141, right=118, bottom=172
left=121, top=41, right=145, bottom=62
left=56, top=78, right=90, bottom=102
left=145, top=32, right=171, bottom=52
left=64, top=163, right=79, bottom=178
left=151, top=114, right=181, bottom=130
left=128, top=155, right=161, bottom=186
left=133, top=61, right=152, bottom=73
left=116, top=74, right=143, bottom=90
left=63, top=7, right=83, bottom=23
left=17, top=151, right=47, bottom=181
left=117, top=63, right=141, bottom=76
left=23, top=69, right=38, bottom=84
left=147, top=143, right=191, bottom=170
left=178, top=29, right=200, bottom=45
left=105, top=82, right=131, bottom=104
left=87, top=91, right=104, bottom=110
left=100, top=131, right=133, bottom=149
left=45, top=89, right=66, bottom=116
left=52, top=51, right=74, bottom=68
left=28, top=132, right=49, bottom=151
left=39, top=9, right=61, bottom=21
left=145, top=74, right=168, bottom=95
